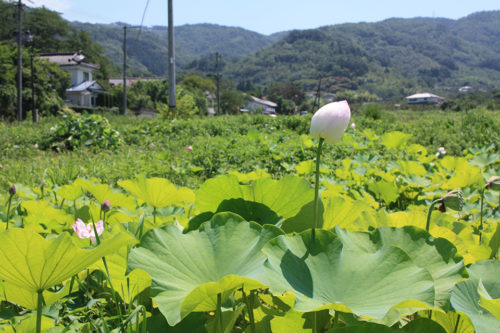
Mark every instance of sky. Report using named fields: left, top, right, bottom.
left=30, top=0, right=500, bottom=35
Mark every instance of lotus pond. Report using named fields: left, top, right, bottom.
left=0, top=110, right=499, bottom=332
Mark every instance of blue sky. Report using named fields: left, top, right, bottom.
left=31, top=0, right=500, bottom=35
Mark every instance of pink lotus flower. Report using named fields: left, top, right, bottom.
left=72, top=218, right=104, bottom=243
left=34, top=143, right=39, bottom=149
left=186, top=145, right=193, bottom=152
left=351, top=123, right=356, bottom=130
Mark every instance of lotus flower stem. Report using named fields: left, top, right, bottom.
left=313, top=312, right=317, bottom=333
left=90, top=220, right=124, bottom=326
left=214, top=293, right=223, bottom=333
left=5, top=194, right=13, bottom=230
left=425, top=200, right=439, bottom=233
left=453, top=314, right=461, bottom=333
left=36, top=290, right=43, bottom=333
left=479, top=186, right=486, bottom=243
left=242, top=290, right=256, bottom=333
left=313, top=138, right=324, bottom=240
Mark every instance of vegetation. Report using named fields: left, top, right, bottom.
left=0, top=111, right=499, bottom=332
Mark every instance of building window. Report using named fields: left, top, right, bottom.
left=84, top=72, right=90, bottom=81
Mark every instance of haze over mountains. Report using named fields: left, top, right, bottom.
left=72, top=11, right=500, bottom=99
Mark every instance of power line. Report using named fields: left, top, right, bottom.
left=128, top=0, right=151, bottom=56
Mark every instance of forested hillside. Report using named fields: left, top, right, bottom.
left=214, top=11, right=500, bottom=99
left=1, top=0, right=499, bottom=102
left=71, top=22, right=283, bottom=76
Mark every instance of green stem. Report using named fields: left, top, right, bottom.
left=36, top=290, right=43, bottom=333
left=90, top=220, right=124, bottom=326
left=243, top=290, right=256, bottom=333
left=313, top=138, right=324, bottom=241
left=5, top=194, right=13, bottom=230
left=214, top=293, right=223, bottom=333
left=479, top=186, right=486, bottom=243
left=425, top=200, right=439, bottom=233
left=153, top=207, right=157, bottom=226
left=453, top=314, right=461, bottom=333
left=312, top=311, right=317, bottom=333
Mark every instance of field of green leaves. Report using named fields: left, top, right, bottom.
left=0, top=108, right=499, bottom=332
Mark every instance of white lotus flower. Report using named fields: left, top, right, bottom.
left=310, top=100, right=351, bottom=144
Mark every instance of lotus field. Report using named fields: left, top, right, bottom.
left=0, top=106, right=499, bottom=333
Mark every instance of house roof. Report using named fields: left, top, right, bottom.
left=67, top=80, right=105, bottom=93
left=250, top=96, right=277, bottom=108
left=40, top=52, right=100, bottom=70
left=406, top=93, right=442, bottom=99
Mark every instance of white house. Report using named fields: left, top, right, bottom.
left=245, top=96, right=277, bottom=114
left=406, top=93, right=445, bottom=105
left=40, top=52, right=105, bottom=108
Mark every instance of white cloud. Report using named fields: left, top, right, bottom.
left=30, top=0, right=71, bottom=12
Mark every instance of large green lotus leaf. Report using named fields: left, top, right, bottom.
left=127, top=213, right=284, bottom=325
left=451, top=260, right=500, bottom=333
left=0, top=280, right=70, bottom=310
left=270, top=309, right=331, bottom=333
left=56, top=181, right=84, bottom=202
left=83, top=182, right=137, bottom=211
left=478, top=280, right=500, bottom=320
left=336, top=226, right=466, bottom=309
left=261, top=229, right=434, bottom=319
left=397, top=160, right=427, bottom=177
left=119, top=175, right=195, bottom=209
left=419, top=310, right=474, bottom=333
left=195, top=175, right=313, bottom=222
left=0, top=314, right=55, bottom=333
left=321, top=196, right=373, bottom=231
left=326, top=318, right=446, bottom=332
left=92, top=246, right=151, bottom=304
left=446, top=168, right=482, bottom=189
left=439, top=156, right=471, bottom=173
left=0, top=228, right=133, bottom=292
left=380, top=131, right=411, bottom=150
left=368, top=181, right=399, bottom=205
left=21, top=200, right=74, bottom=233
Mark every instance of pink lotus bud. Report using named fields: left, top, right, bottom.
left=34, top=143, right=38, bottom=149
left=149, top=142, right=155, bottom=148
left=101, top=199, right=111, bottom=212
left=438, top=147, right=446, bottom=155
left=310, top=100, right=351, bottom=144
left=351, top=122, right=356, bottom=130
left=186, top=145, right=193, bottom=152
left=9, top=184, right=16, bottom=195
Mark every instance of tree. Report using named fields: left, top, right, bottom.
left=267, top=82, right=305, bottom=105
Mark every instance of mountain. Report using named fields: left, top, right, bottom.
left=70, top=22, right=281, bottom=76
left=212, top=11, right=499, bottom=99
left=71, top=11, right=500, bottom=100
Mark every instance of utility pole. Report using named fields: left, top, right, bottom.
left=215, top=52, right=220, bottom=115
left=122, top=26, right=127, bottom=115
left=168, top=0, right=176, bottom=116
left=313, top=78, right=322, bottom=112
left=16, top=0, right=23, bottom=122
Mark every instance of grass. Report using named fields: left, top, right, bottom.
left=0, top=108, right=498, bottom=190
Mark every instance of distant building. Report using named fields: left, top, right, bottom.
left=109, top=77, right=163, bottom=87
left=459, top=86, right=473, bottom=93
left=406, top=93, right=445, bottom=105
left=245, top=96, right=277, bottom=113
left=40, top=52, right=105, bottom=108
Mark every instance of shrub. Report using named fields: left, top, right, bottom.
left=42, top=113, right=122, bottom=151
left=362, top=103, right=382, bottom=120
